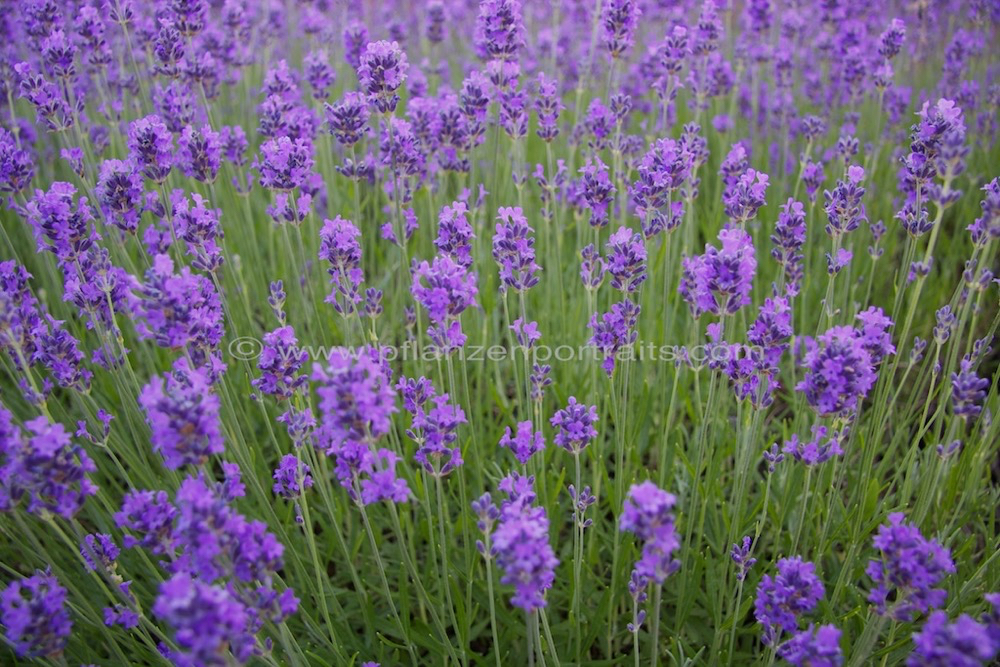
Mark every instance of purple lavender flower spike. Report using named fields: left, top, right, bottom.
left=358, top=40, right=409, bottom=114
left=796, top=325, right=879, bottom=418
left=253, top=326, right=307, bottom=401
left=1, top=569, right=72, bottom=659
left=140, top=359, right=224, bottom=469
left=605, top=226, right=647, bottom=293
left=492, top=473, right=558, bottom=610
left=589, top=298, right=640, bottom=376
left=273, top=454, right=313, bottom=499
left=579, top=158, right=616, bottom=228
left=724, top=169, right=769, bottom=225
left=908, top=611, right=997, bottom=667
left=951, top=357, right=989, bottom=422
left=153, top=572, right=254, bottom=666
left=823, top=165, right=866, bottom=237
left=475, top=0, right=525, bottom=62
left=499, top=421, right=545, bottom=464
left=754, top=556, right=825, bottom=646
left=0, top=406, right=97, bottom=519
left=731, top=536, right=757, bottom=581
left=80, top=533, right=119, bottom=572
left=778, top=624, right=843, bottom=667
left=866, top=513, right=955, bottom=621
left=680, top=228, right=757, bottom=318
left=620, top=481, right=680, bottom=584
left=176, top=124, right=222, bottom=184
left=601, top=0, right=642, bottom=60
left=127, top=115, right=174, bottom=183
left=95, top=160, right=144, bottom=233
left=492, top=206, right=540, bottom=293
left=319, top=216, right=364, bottom=315
left=550, top=397, right=599, bottom=453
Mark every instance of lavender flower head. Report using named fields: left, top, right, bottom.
left=778, top=624, right=843, bottom=667
left=589, top=298, right=640, bottom=376
left=127, top=114, right=173, bottom=183
left=153, top=572, right=254, bottom=667
left=492, top=206, right=541, bottom=293
left=0, top=409, right=97, bottom=519
left=754, top=557, right=825, bottom=646
left=499, top=421, right=545, bottom=464
left=492, top=473, right=558, bottom=610
left=475, top=0, right=525, bottom=62
left=908, top=611, right=998, bottom=667
left=139, top=360, right=224, bottom=470
left=358, top=40, right=409, bottom=114
left=319, top=216, right=364, bottom=315
left=1, top=569, right=72, bottom=659
left=620, top=481, right=681, bottom=584
left=606, top=226, right=647, bottom=293
left=866, top=512, right=955, bottom=621
left=796, top=325, right=878, bottom=417
left=550, top=397, right=599, bottom=454
left=679, top=228, right=757, bottom=318
left=601, top=0, right=642, bottom=59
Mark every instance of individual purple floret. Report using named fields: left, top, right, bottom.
left=492, top=473, right=558, bottom=610
left=0, top=569, right=72, bottom=659
left=492, top=206, right=541, bottom=293
left=605, top=226, right=647, bottom=293
left=908, top=611, right=998, bottom=667
left=127, top=114, right=174, bottom=183
left=866, top=512, right=955, bottom=621
left=679, top=228, right=757, bottom=318
left=499, top=421, right=545, bottom=465
left=754, top=556, right=825, bottom=646
left=358, top=40, right=409, bottom=114
left=620, top=481, right=680, bottom=584
left=550, top=397, right=599, bottom=454
left=140, top=360, right=224, bottom=470
left=778, top=624, right=843, bottom=667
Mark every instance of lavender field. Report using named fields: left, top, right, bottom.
left=1, top=0, right=999, bottom=665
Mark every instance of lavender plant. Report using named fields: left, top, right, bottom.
left=1, top=1, right=999, bottom=666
